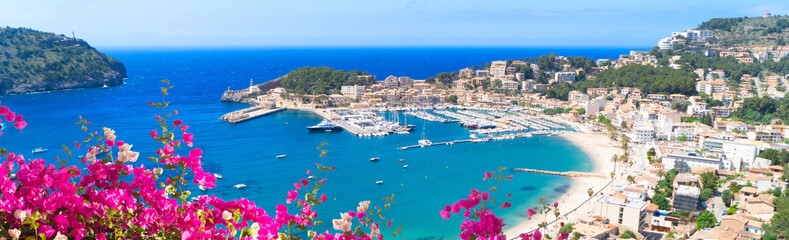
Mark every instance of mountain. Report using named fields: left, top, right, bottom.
left=697, top=16, right=789, bottom=47
left=0, top=27, right=127, bottom=95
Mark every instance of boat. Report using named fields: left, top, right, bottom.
left=403, top=165, right=408, bottom=168
left=214, top=173, right=223, bottom=179
left=31, top=148, right=48, bottom=154
left=370, top=157, right=379, bottom=161
left=276, top=154, right=287, bottom=158
left=307, top=175, right=316, bottom=179
left=418, top=139, right=432, bottom=147
left=307, top=119, right=343, bottom=132
left=199, top=186, right=207, bottom=191
left=375, top=181, right=383, bottom=185
left=234, top=184, right=247, bottom=189
left=398, top=159, right=405, bottom=162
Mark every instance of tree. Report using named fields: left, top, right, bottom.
left=652, top=192, right=671, bottom=210
left=722, top=190, right=733, bottom=207
left=627, top=175, right=635, bottom=184
left=448, top=95, right=458, bottom=103
left=576, top=108, right=586, bottom=115
left=587, top=188, right=594, bottom=197
left=696, top=211, right=717, bottom=229
left=620, top=230, right=635, bottom=239
left=678, top=135, right=688, bottom=142
left=700, top=171, right=718, bottom=190
left=699, top=188, right=713, bottom=202
left=764, top=196, right=789, bottom=237
left=647, top=148, right=656, bottom=157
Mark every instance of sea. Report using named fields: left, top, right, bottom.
left=0, top=47, right=644, bottom=239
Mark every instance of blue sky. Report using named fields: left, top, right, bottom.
left=0, top=0, right=787, bottom=47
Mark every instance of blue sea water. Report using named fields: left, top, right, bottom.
left=0, top=47, right=640, bottom=239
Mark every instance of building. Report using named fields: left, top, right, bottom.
left=515, top=72, right=526, bottom=81
left=398, top=76, right=413, bottom=88
left=597, top=195, right=650, bottom=231
left=587, top=88, right=608, bottom=97
left=658, top=37, right=674, bottom=50
left=501, top=79, right=518, bottom=91
left=521, top=80, right=535, bottom=92
left=632, top=123, right=656, bottom=143
left=475, top=69, right=489, bottom=78
left=459, top=68, right=474, bottom=78
left=696, top=81, right=726, bottom=95
left=568, top=90, right=589, bottom=104
left=341, top=85, right=366, bottom=99
left=490, top=61, right=507, bottom=76
left=661, top=150, right=727, bottom=173
left=673, top=185, right=700, bottom=212
left=384, top=75, right=399, bottom=88
left=554, top=72, right=576, bottom=82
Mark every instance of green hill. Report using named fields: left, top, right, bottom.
left=0, top=27, right=127, bottom=95
left=697, top=16, right=789, bottom=46
left=278, top=67, right=372, bottom=95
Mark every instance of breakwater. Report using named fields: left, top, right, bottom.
left=512, top=168, right=607, bottom=179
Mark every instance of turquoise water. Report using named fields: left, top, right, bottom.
left=0, top=48, right=624, bottom=239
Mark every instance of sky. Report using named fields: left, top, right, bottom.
left=0, top=0, right=787, bottom=48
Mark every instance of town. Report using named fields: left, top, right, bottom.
left=219, top=14, right=789, bottom=240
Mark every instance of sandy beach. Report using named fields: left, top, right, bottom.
left=503, top=132, right=621, bottom=237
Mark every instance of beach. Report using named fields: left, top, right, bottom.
left=504, top=132, right=621, bottom=237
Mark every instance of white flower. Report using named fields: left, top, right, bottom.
left=103, top=127, right=116, bottom=141
left=369, top=223, right=380, bottom=239
left=13, top=209, right=26, bottom=222
left=8, top=229, right=21, bottom=240
left=85, top=147, right=98, bottom=163
left=357, top=200, right=370, bottom=213
left=222, top=210, right=233, bottom=221
left=332, top=212, right=352, bottom=232
left=54, top=233, right=68, bottom=240
left=117, top=143, right=139, bottom=163
left=249, top=222, right=260, bottom=237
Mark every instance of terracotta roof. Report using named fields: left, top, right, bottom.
left=740, top=186, right=758, bottom=194
left=645, top=203, right=659, bottom=212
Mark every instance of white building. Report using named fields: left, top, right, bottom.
left=632, top=122, right=656, bottom=143
left=554, top=72, right=576, bottom=82
left=521, top=80, right=534, bottom=92
left=568, top=90, right=589, bottom=104
left=661, top=150, right=728, bottom=173
left=490, top=61, right=507, bottom=76
left=658, top=37, right=674, bottom=50
left=341, top=85, right=366, bottom=99
left=501, top=79, right=519, bottom=91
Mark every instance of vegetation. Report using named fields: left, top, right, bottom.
left=757, top=149, right=789, bottom=165
left=695, top=211, right=717, bottom=229
left=698, top=16, right=789, bottom=47
left=573, top=65, right=698, bottom=96
left=278, top=67, right=371, bottom=95
left=763, top=195, right=789, bottom=238
left=0, top=27, right=127, bottom=95
left=619, top=230, right=635, bottom=239
left=722, top=190, right=733, bottom=207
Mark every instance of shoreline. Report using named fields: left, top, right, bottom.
left=503, top=132, right=620, bottom=237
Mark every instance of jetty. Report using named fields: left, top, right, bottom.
left=220, top=107, right=284, bottom=124
left=512, top=168, right=607, bottom=179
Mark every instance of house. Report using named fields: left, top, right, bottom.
left=568, top=90, right=590, bottom=104
left=459, top=68, right=474, bottom=78
left=501, top=79, right=519, bottom=91
left=661, top=150, right=727, bottom=173
left=490, top=61, right=507, bottom=76
left=597, top=195, right=650, bottom=232
left=341, top=85, right=366, bottom=99
left=672, top=185, right=700, bottom=212
left=573, top=216, right=618, bottom=239
left=475, top=69, right=489, bottom=78
left=586, top=88, right=608, bottom=97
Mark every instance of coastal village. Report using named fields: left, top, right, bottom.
left=220, top=13, right=789, bottom=240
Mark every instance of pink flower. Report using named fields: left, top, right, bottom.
left=173, top=119, right=183, bottom=126
left=149, top=130, right=158, bottom=138
left=483, top=172, right=493, bottom=181
left=286, top=190, right=298, bottom=204
left=5, top=112, right=15, bottom=122
left=182, top=133, right=194, bottom=147
left=300, top=179, right=309, bottom=186
left=440, top=205, right=452, bottom=219
left=501, top=201, right=511, bottom=209
left=320, top=194, right=328, bottom=203
left=553, top=201, right=558, bottom=208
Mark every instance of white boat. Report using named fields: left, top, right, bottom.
left=403, top=165, right=408, bottom=168
left=31, top=148, right=48, bottom=154
left=418, top=139, right=432, bottom=147
left=199, top=186, right=207, bottom=191
left=375, top=181, right=383, bottom=185
left=234, top=184, right=247, bottom=189
left=276, top=154, right=287, bottom=158
left=214, top=173, right=223, bottom=179
left=370, top=157, right=379, bottom=161
left=307, top=175, right=316, bottom=179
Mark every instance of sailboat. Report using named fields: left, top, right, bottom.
left=418, top=119, right=431, bottom=147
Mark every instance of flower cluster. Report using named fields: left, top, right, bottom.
left=440, top=169, right=572, bottom=240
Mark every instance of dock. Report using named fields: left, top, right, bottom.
left=220, top=107, right=284, bottom=124
left=512, top=168, right=607, bottom=179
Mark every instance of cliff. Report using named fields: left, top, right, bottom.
left=0, top=27, right=127, bottom=95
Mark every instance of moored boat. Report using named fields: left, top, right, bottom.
left=32, top=147, right=48, bottom=154
left=307, top=119, right=343, bottom=132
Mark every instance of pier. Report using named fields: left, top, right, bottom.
left=512, top=168, right=607, bottom=179
left=220, top=107, right=284, bottom=124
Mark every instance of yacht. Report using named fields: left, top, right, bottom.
left=398, top=159, right=405, bottom=162
left=199, top=186, right=207, bottom=191
left=370, top=157, right=379, bottom=161
left=307, top=119, right=343, bottom=132
left=374, top=181, right=383, bottom=185
left=276, top=154, right=287, bottom=158
left=214, top=173, right=223, bottom=179
left=403, top=165, right=408, bottom=168
left=418, top=139, right=432, bottom=147
left=234, top=184, right=247, bottom=189
left=31, top=148, right=48, bottom=154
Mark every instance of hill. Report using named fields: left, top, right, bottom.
left=697, top=16, right=789, bottom=47
left=0, top=27, right=127, bottom=95
left=278, top=67, right=373, bottom=95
